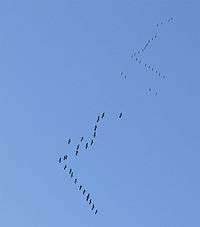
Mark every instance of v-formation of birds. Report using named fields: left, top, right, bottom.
left=121, top=17, right=174, bottom=96
left=58, top=112, right=123, bottom=215
left=57, top=16, right=174, bottom=216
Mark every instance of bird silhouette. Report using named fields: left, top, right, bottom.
left=70, top=172, right=73, bottom=178
left=96, top=116, right=100, bottom=123
left=101, top=112, right=105, bottom=119
left=64, top=165, right=67, bottom=170
left=59, top=157, right=62, bottom=163
left=86, top=193, right=90, bottom=201
left=91, top=204, right=95, bottom=210
left=94, top=125, right=97, bottom=131
left=89, top=199, right=92, bottom=205
left=95, top=209, right=98, bottom=215
left=67, top=139, right=71, bottom=144
left=83, top=189, right=86, bottom=195
left=76, top=144, right=80, bottom=150
left=93, top=132, right=96, bottom=138
left=90, top=139, right=94, bottom=146
left=79, top=185, right=82, bottom=191
left=119, top=112, right=123, bottom=118
left=63, top=155, right=68, bottom=160
left=85, top=143, right=88, bottom=149
left=75, top=150, right=79, bottom=156
left=74, top=179, right=77, bottom=184
left=69, top=169, right=72, bottom=174
left=80, top=136, right=84, bottom=142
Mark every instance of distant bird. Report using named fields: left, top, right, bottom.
left=120, top=72, right=123, bottom=76
left=69, top=169, right=72, bottom=174
left=137, top=51, right=140, bottom=54
left=96, top=116, right=100, bottom=123
left=89, top=199, right=92, bottom=205
left=64, top=165, right=67, bottom=170
left=148, top=65, right=150, bottom=69
left=145, top=64, right=147, bottom=67
left=79, top=185, right=82, bottom=191
left=95, top=209, right=98, bottom=215
left=119, top=112, right=122, bottom=119
left=80, top=136, right=84, bottom=142
left=135, top=58, right=138, bottom=61
left=76, top=144, right=80, bottom=150
left=94, top=125, right=97, bottom=131
left=70, top=172, right=73, bottom=178
left=83, top=189, right=86, bottom=195
left=152, top=67, right=154, bottom=71
left=59, top=157, right=62, bottom=163
left=86, top=193, right=90, bottom=201
left=93, top=132, right=96, bottom=138
left=91, top=204, right=95, bottom=210
left=85, top=143, right=88, bottom=149
left=63, top=155, right=68, bottom=160
left=155, top=92, right=158, bottom=96
left=90, top=139, right=94, bottom=146
left=75, top=150, right=79, bottom=156
left=101, top=112, right=105, bottom=119
left=159, top=73, right=161, bottom=76
left=149, top=88, right=152, bottom=92
left=155, top=70, right=158, bottom=74
left=74, top=179, right=77, bottom=184
left=67, top=139, right=71, bottom=144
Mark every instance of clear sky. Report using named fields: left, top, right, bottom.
left=0, top=1, right=200, bottom=227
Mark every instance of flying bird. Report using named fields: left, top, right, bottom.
left=70, top=172, right=73, bottom=178
left=76, top=144, right=80, bottom=150
left=64, top=165, right=67, bottom=170
left=63, top=155, right=68, bottom=160
left=93, top=132, right=96, bottom=138
left=95, top=209, right=98, bottom=215
left=75, top=150, right=79, bottom=156
left=91, top=204, right=95, bottom=210
left=119, top=112, right=122, bottom=119
left=94, top=125, right=97, bottom=131
left=89, top=199, right=92, bottom=205
left=67, top=139, right=71, bottom=144
left=91, top=139, right=94, bottom=146
left=96, top=116, right=100, bottom=123
left=85, top=143, right=88, bottom=149
left=74, top=179, right=77, bottom=184
left=86, top=193, right=90, bottom=201
left=69, top=169, right=72, bottom=174
left=59, top=157, right=62, bottom=163
left=83, top=189, right=86, bottom=195
left=101, top=112, right=105, bottom=119
left=80, top=136, right=84, bottom=142
left=79, top=185, right=82, bottom=191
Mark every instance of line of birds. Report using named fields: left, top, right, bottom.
left=59, top=159, right=98, bottom=215
left=120, top=16, right=174, bottom=96
left=58, top=112, right=123, bottom=215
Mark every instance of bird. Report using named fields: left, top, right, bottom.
left=75, top=150, right=79, bottom=156
left=91, top=204, right=95, bottom=210
left=90, top=139, right=94, bottom=146
left=119, top=112, right=122, bottom=119
left=155, top=92, right=158, bottom=96
left=64, top=165, right=67, bottom=170
left=86, top=193, right=90, bottom=201
left=95, top=209, right=98, bottom=215
left=76, top=144, right=80, bottom=150
left=120, top=72, right=123, bottom=76
left=79, top=185, right=82, bottom=191
left=70, top=172, right=73, bottom=178
left=63, top=155, right=68, bottom=160
left=74, top=179, right=77, bottom=184
left=67, top=139, right=71, bottom=144
left=94, top=125, right=97, bottom=131
left=89, top=199, right=92, bottom=205
left=69, top=169, right=72, bottom=174
left=149, top=88, right=152, bottom=92
left=85, top=143, right=88, bottom=149
left=101, top=112, right=105, bottom=119
left=59, top=157, right=62, bottom=163
left=96, top=116, right=100, bottom=123
left=80, top=136, right=84, bottom=142
left=93, top=132, right=96, bottom=138
left=83, top=189, right=86, bottom=195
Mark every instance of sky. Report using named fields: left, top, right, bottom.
left=0, top=1, right=200, bottom=227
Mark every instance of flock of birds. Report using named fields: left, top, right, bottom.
left=121, top=17, right=174, bottom=96
left=58, top=112, right=123, bottom=215
left=58, top=16, right=174, bottom=216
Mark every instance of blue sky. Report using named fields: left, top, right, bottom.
left=1, top=1, right=200, bottom=226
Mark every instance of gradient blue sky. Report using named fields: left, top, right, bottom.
left=1, top=1, right=200, bottom=227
